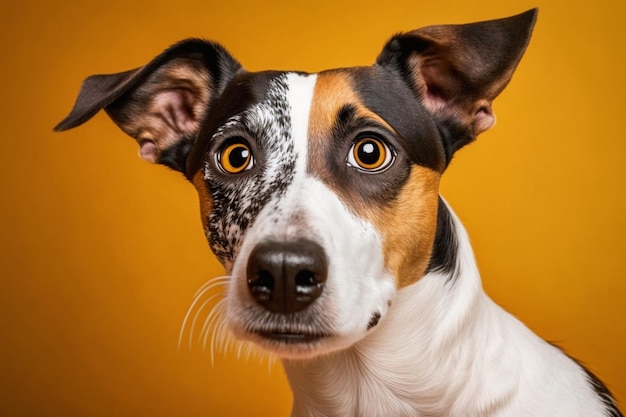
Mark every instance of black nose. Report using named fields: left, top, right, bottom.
left=246, top=239, right=328, bottom=314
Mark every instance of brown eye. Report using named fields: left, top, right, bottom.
left=347, top=137, right=394, bottom=172
left=218, top=141, right=254, bottom=174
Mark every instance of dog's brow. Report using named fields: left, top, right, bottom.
left=334, top=104, right=397, bottom=136
left=332, top=104, right=398, bottom=138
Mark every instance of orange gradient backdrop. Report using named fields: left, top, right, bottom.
left=1, top=0, right=624, bottom=415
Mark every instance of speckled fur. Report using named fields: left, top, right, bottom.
left=204, top=75, right=296, bottom=269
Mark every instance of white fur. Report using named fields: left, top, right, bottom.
left=284, top=202, right=608, bottom=417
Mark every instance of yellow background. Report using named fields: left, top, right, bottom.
left=2, top=0, right=624, bottom=415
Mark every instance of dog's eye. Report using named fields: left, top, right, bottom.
left=347, top=136, right=394, bottom=173
left=218, top=140, right=254, bottom=174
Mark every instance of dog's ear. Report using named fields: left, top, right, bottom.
left=376, top=9, right=537, bottom=160
left=55, top=39, right=242, bottom=172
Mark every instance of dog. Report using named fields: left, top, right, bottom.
left=55, top=9, right=622, bottom=417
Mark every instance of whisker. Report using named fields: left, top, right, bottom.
left=236, top=340, right=244, bottom=360
left=193, top=293, right=225, bottom=348
left=208, top=300, right=230, bottom=366
left=210, top=317, right=223, bottom=364
left=193, top=276, right=228, bottom=299
left=267, top=354, right=278, bottom=375
left=178, top=275, right=276, bottom=370
left=201, top=296, right=226, bottom=350
left=178, top=276, right=229, bottom=351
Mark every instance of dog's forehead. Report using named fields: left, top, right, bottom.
left=187, top=67, right=445, bottom=176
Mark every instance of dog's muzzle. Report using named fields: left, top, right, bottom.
left=246, top=239, right=328, bottom=314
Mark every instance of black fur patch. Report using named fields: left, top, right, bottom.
left=159, top=136, right=195, bottom=171
left=426, top=197, right=459, bottom=280
left=367, top=312, right=382, bottom=331
left=582, top=366, right=623, bottom=417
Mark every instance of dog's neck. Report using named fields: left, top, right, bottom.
left=282, top=200, right=516, bottom=417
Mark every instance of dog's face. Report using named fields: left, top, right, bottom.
left=56, top=10, right=536, bottom=359
left=191, top=69, right=444, bottom=357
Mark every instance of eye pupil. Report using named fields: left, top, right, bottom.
left=229, top=146, right=249, bottom=168
left=358, top=141, right=380, bottom=165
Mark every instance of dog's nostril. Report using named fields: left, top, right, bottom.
left=248, top=269, right=274, bottom=302
left=295, top=270, right=318, bottom=288
left=294, top=269, right=324, bottom=304
left=246, top=240, right=328, bottom=314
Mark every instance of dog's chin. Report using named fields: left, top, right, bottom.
left=234, top=328, right=354, bottom=360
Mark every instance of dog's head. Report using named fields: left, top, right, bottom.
left=56, top=10, right=536, bottom=359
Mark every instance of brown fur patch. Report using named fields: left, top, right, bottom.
left=192, top=169, right=213, bottom=230
left=363, top=166, right=440, bottom=287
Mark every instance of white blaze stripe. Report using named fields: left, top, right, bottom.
left=285, top=73, right=317, bottom=175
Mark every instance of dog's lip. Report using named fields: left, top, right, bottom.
left=256, top=330, right=329, bottom=344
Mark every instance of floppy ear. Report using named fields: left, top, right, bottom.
left=55, top=39, right=242, bottom=172
left=376, top=9, right=537, bottom=160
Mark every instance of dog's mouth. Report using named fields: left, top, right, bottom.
left=256, top=329, right=329, bottom=344
left=248, top=328, right=333, bottom=358
left=240, top=324, right=334, bottom=358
